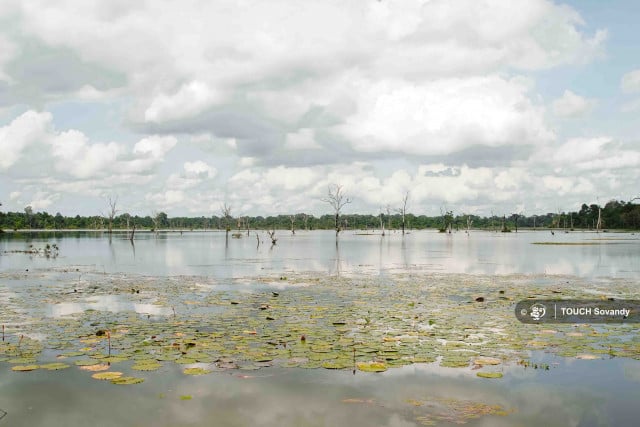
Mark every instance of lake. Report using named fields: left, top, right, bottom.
left=0, top=230, right=639, bottom=426
left=1, top=229, right=639, bottom=278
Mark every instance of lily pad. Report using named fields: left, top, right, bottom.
left=356, top=361, right=387, bottom=372
left=79, top=363, right=110, bottom=372
left=111, top=376, right=145, bottom=385
left=12, top=365, right=39, bottom=372
left=474, top=357, right=502, bottom=366
left=183, top=367, right=211, bottom=375
left=476, top=372, right=503, bottom=379
left=91, top=371, right=123, bottom=380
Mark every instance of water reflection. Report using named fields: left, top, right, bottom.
left=1, top=230, right=639, bottom=278
left=48, top=295, right=172, bottom=317
left=0, top=354, right=638, bottom=427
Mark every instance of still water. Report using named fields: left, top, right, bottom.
left=1, top=229, right=639, bottom=278
left=0, top=230, right=639, bottom=426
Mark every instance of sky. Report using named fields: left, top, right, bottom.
left=0, top=0, right=639, bottom=218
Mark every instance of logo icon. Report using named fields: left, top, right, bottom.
left=529, top=303, right=546, bottom=321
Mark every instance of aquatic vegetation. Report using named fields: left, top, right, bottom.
left=91, top=372, right=123, bottom=380
left=11, top=365, right=39, bottom=371
left=183, top=367, right=211, bottom=375
left=1, top=269, right=638, bottom=386
left=111, top=376, right=144, bottom=385
left=356, top=362, right=387, bottom=372
left=476, top=372, right=503, bottom=378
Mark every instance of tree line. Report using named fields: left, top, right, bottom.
left=1, top=199, right=639, bottom=232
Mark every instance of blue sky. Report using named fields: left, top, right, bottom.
left=1, top=0, right=639, bottom=217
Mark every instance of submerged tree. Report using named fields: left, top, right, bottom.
left=439, top=207, right=453, bottom=233
left=290, top=214, right=296, bottom=235
left=105, top=196, right=118, bottom=234
left=220, top=203, right=232, bottom=239
left=397, top=191, right=409, bottom=235
left=322, top=184, right=352, bottom=237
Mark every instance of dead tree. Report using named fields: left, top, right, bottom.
left=385, top=205, right=392, bottom=230
left=290, top=214, right=296, bottom=235
left=123, top=213, right=135, bottom=241
left=396, top=191, right=409, bottom=235
left=302, top=213, right=309, bottom=231
left=245, top=216, right=250, bottom=236
left=151, top=211, right=161, bottom=235
left=322, top=184, right=352, bottom=237
left=379, top=208, right=385, bottom=236
left=267, top=229, right=277, bottom=246
left=220, top=203, right=232, bottom=239
left=466, top=215, right=473, bottom=234
left=106, top=196, right=118, bottom=234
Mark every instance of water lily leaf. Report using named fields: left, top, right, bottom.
left=8, top=358, right=37, bottom=364
left=74, top=359, right=100, bottom=366
left=12, top=365, right=39, bottom=371
left=180, top=395, right=192, bottom=400
left=92, top=371, right=123, bottom=380
left=79, top=363, right=110, bottom=372
left=476, top=372, right=503, bottom=378
left=474, top=357, right=501, bottom=366
left=356, top=361, right=387, bottom=372
left=111, top=376, right=144, bottom=385
left=132, top=362, right=162, bottom=371
left=183, top=367, right=211, bottom=375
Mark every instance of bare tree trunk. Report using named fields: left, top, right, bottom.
left=267, top=230, right=277, bottom=246
left=322, top=184, right=352, bottom=239
left=106, top=196, right=118, bottom=234
left=130, top=221, right=136, bottom=242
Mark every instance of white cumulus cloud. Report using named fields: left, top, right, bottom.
left=621, top=69, right=640, bottom=93
left=552, top=90, right=596, bottom=117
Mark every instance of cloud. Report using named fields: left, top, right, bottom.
left=0, top=108, right=180, bottom=188
left=542, top=175, right=594, bottom=196
left=551, top=137, right=640, bottom=171
left=552, top=90, right=596, bottom=117
left=284, top=128, right=321, bottom=150
left=145, top=190, right=186, bottom=208
left=183, top=161, right=216, bottom=179
left=337, top=74, right=553, bottom=156
left=8, top=0, right=605, bottom=128
left=27, top=191, right=59, bottom=210
left=621, top=69, right=640, bottom=93
left=144, top=81, right=223, bottom=123
left=0, top=35, right=17, bottom=83
left=50, top=130, right=122, bottom=178
left=132, top=136, right=177, bottom=160
left=0, top=110, right=52, bottom=170
left=1, top=1, right=636, bottom=217
left=165, top=161, right=217, bottom=191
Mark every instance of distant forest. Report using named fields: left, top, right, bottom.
left=1, top=199, right=639, bottom=232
